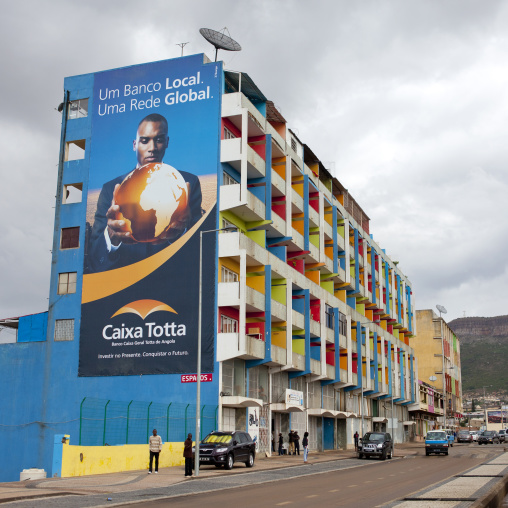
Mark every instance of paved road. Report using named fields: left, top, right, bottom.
left=116, top=443, right=503, bottom=508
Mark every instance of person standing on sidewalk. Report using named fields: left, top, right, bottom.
left=183, top=433, right=193, bottom=478
left=148, top=429, right=163, bottom=474
left=294, top=431, right=300, bottom=455
left=288, top=430, right=294, bottom=455
left=354, top=431, right=359, bottom=451
left=303, top=431, right=309, bottom=463
left=278, top=432, right=284, bottom=455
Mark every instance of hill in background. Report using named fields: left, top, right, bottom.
left=448, top=315, right=508, bottom=396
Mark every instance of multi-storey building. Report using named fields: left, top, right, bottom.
left=0, top=53, right=417, bottom=481
left=410, top=309, right=463, bottom=436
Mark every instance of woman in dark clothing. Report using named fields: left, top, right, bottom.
left=278, top=432, right=284, bottom=455
left=183, top=433, right=193, bottom=477
left=302, top=431, right=309, bottom=463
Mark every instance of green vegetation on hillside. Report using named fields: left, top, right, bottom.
left=461, top=340, right=508, bottom=392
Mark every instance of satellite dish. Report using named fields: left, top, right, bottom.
left=200, top=27, right=241, bottom=62
left=436, top=304, right=447, bottom=317
left=429, top=375, right=437, bottom=382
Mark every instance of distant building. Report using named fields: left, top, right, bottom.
left=0, top=53, right=417, bottom=481
left=408, top=309, right=463, bottom=436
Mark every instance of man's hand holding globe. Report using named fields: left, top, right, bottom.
left=106, top=163, right=191, bottom=246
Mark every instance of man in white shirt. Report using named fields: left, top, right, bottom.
left=148, top=428, right=163, bottom=474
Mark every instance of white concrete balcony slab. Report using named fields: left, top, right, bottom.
left=292, top=352, right=305, bottom=371
left=219, top=184, right=266, bottom=222
left=291, top=193, right=304, bottom=214
left=218, top=282, right=240, bottom=307
left=310, top=358, right=320, bottom=375
left=309, top=206, right=319, bottom=229
left=271, top=169, right=285, bottom=196
left=323, top=221, right=333, bottom=242
left=271, top=345, right=287, bottom=366
left=217, top=332, right=265, bottom=362
left=269, top=210, right=286, bottom=238
left=309, top=319, right=320, bottom=337
left=291, top=310, right=305, bottom=330
left=221, top=396, right=263, bottom=408
left=325, top=327, right=334, bottom=344
left=309, top=242, right=320, bottom=263
left=218, top=230, right=240, bottom=257
left=326, top=364, right=335, bottom=379
left=290, top=228, right=304, bottom=251
left=246, top=286, right=265, bottom=312
left=339, top=333, right=347, bottom=349
left=271, top=299, right=286, bottom=321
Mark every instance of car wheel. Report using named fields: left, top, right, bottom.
left=425, top=450, right=429, bottom=456
left=357, top=452, right=363, bottom=459
left=388, top=448, right=393, bottom=459
left=381, top=449, right=387, bottom=461
left=214, top=464, right=222, bottom=468
left=245, top=452, right=254, bottom=468
left=445, top=451, right=448, bottom=455
left=225, top=454, right=234, bottom=470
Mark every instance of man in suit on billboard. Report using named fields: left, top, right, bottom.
left=87, top=113, right=202, bottom=273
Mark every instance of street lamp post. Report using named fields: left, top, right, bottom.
left=194, top=226, right=237, bottom=478
left=483, top=385, right=492, bottom=431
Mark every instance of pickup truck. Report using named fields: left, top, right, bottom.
left=425, top=430, right=449, bottom=456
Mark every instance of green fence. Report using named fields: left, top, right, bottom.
left=78, top=398, right=218, bottom=446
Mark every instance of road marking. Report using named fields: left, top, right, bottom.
left=306, top=495, right=318, bottom=498
left=329, top=489, right=339, bottom=492
left=365, top=480, right=372, bottom=483
left=348, top=484, right=358, bottom=487
left=276, top=503, right=292, bottom=506
left=378, top=477, right=384, bottom=479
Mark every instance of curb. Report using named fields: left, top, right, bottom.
left=470, top=473, right=508, bottom=508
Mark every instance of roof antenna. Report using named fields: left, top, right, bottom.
left=176, top=42, right=189, bottom=57
left=199, top=27, right=241, bottom=62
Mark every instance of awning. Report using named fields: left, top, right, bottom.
left=221, top=396, right=263, bottom=408
left=373, top=417, right=388, bottom=423
left=271, top=403, right=304, bottom=413
left=336, top=411, right=350, bottom=419
left=307, top=408, right=337, bottom=418
left=403, top=421, right=416, bottom=425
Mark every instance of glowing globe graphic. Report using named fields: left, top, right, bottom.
left=114, top=163, right=189, bottom=242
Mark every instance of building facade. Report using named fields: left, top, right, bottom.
left=0, top=53, right=417, bottom=481
left=409, top=309, right=463, bottom=436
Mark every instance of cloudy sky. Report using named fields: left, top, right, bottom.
left=1, top=0, right=507, bottom=327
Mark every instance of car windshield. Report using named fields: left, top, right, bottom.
left=458, top=431, right=469, bottom=436
left=484, top=431, right=495, bottom=436
left=202, top=434, right=233, bottom=444
left=363, top=433, right=385, bottom=442
left=427, top=431, right=446, bottom=440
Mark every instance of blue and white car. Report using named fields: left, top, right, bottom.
left=425, top=430, right=449, bottom=456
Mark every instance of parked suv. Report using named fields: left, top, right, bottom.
left=194, top=431, right=256, bottom=469
left=498, top=429, right=506, bottom=443
left=478, top=430, right=500, bottom=445
left=357, top=432, right=393, bottom=460
left=457, top=430, right=473, bottom=443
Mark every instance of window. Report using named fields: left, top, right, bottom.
left=221, top=266, right=238, bottom=282
left=68, top=99, right=89, bottom=119
left=222, top=217, right=236, bottom=231
left=291, top=136, right=297, bottom=152
left=57, top=272, right=77, bottom=295
left=54, top=319, right=74, bottom=341
left=65, top=139, right=86, bottom=161
left=63, top=183, right=83, bottom=204
left=325, top=304, right=334, bottom=330
left=60, top=227, right=80, bottom=249
left=223, top=126, right=235, bottom=139
left=339, top=312, right=347, bottom=336
left=221, top=315, right=238, bottom=333
left=223, top=171, right=237, bottom=186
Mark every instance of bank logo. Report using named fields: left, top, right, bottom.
left=111, top=299, right=177, bottom=320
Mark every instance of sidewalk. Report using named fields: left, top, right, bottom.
left=0, top=443, right=421, bottom=504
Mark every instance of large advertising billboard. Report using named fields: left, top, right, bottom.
left=79, top=55, right=221, bottom=376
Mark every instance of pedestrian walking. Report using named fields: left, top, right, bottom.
left=294, top=431, right=300, bottom=455
left=303, top=431, right=309, bottom=463
left=278, top=432, right=284, bottom=455
left=183, top=433, right=193, bottom=478
left=148, top=429, right=162, bottom=474
left=354, top=430, right=359, bottom=451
